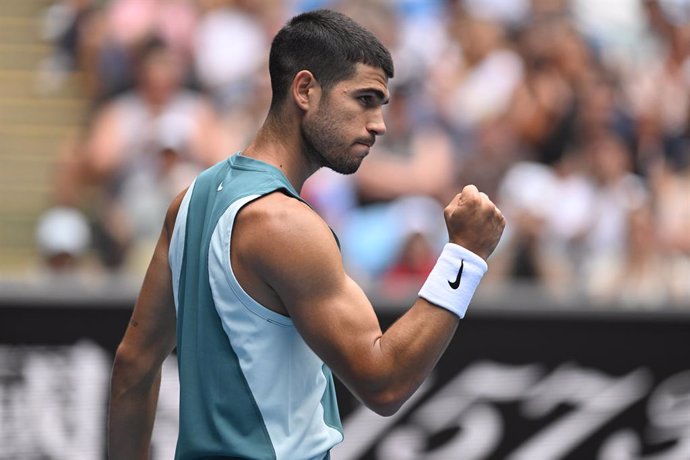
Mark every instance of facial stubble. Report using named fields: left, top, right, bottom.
left=301, top=96, right=364, bottom=175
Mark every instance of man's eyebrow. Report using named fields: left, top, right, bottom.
left=358, top=88, right=390, bottom=104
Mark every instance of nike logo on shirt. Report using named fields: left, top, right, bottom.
left=448, top=260, right=464, bottom=289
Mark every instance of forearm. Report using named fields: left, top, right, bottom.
left=106, top=212, right=177, bottom=457
left=356, top=244, right=487, bottom=414
left=108, top=359, right=162, bottom=459
left=362, top=300, right=458, bottom=414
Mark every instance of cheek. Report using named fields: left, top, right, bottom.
left=315, top=110, right=348, bottom=143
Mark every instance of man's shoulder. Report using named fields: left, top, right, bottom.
left=239, top=192, right=324, bottom=232
left=238, top=191, right=336, bottom=254
left=234, top=191, right=343, bottom=294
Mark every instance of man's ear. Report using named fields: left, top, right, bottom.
left=291, top=70, right=320, bottom=111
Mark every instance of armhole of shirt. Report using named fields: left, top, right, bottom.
left=169, top=179, right=196, bottom=314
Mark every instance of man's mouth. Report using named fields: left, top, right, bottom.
left=357, top=138, right=375, bottom=148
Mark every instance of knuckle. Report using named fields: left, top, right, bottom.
left=466, top=191, right=480, bottom=204
left=462, top=184, right=477, bottom=197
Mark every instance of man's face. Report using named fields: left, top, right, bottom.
left=301, top=63, right=389, bottom=174
left=139, top=49, right=182, bottom=104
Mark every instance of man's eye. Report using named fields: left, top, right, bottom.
left=359, top=96, right=373, bottom=106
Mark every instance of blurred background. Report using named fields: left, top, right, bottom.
left=0, top=0, right=688, bottom=458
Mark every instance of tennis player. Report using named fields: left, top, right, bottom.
left=108, top=9, right=505, bottom=460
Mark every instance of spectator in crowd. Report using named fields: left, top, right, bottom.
left=586, top=204, right=680, bottom=307
left=377, top=196, right=447, bottom=300
left=81, top=36, right=224, bottom=272
left=78, top=0, right=199, bottom=102
left=507, top=15, right=579, bottom=166
left=34, top=207, right=92, bottom=274
left=653, top=141, right=690, bottom=305
left=38, top=0, right=97, bottom=93
left=626, top=0, right=689, bottom=176
left=494, top=150, right=595, bottom=296
left=193, top=0, right=277, bottom=111
left=581, top=133, right=650, bottom=297
left=429, top=4, right=523, bottom=139
left=194, top=0, right=279, bottom=155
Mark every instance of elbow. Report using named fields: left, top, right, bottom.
left=347, top=363, right=417, bottom=416
left=111, top=344, right=155, bottom=395
left=359, top=389, right=408, bottom=417
left=368, top=402, right=402, bottom=417
left=111, top=345, right=135, bottom=390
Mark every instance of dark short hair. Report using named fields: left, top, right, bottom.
left=268, top=9, right=394, bottom=110
left=133, top=34, right=169, bottom=68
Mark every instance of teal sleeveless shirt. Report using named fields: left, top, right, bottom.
left=168, top=154, right=343, bottom=459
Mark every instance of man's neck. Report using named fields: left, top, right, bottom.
left=242, top=113, right=319, bottom=193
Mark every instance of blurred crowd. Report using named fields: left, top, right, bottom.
left=35, top=0, right=690, bottom=308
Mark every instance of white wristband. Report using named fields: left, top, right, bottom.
left=418, top=243, right=488, bottom=318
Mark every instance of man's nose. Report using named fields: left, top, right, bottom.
left=367, top=108, right=386, bottom=136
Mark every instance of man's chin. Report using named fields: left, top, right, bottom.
left=317, top=147, right=366, bottom=175
left=330, top=159, right=362, bottom=175
left=331, top=164, right=360, bottom=175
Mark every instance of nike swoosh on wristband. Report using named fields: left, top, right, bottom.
left=448, top=260, right=464, bottom=289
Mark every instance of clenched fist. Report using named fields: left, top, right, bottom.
left=444, top=185, right=505, bottom=260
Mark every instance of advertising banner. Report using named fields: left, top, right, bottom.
left=1, top=301, right=688, bottom=459
left=333, top=309, right=690, bottom=460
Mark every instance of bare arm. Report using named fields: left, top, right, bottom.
left=108, top=189, right=185, bottom=459
left=235, top=185, right=504, bottom=416
left=83, top=104, right=122, bottom=182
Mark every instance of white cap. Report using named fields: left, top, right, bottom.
left=35, top=207, right=91, bottom=257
